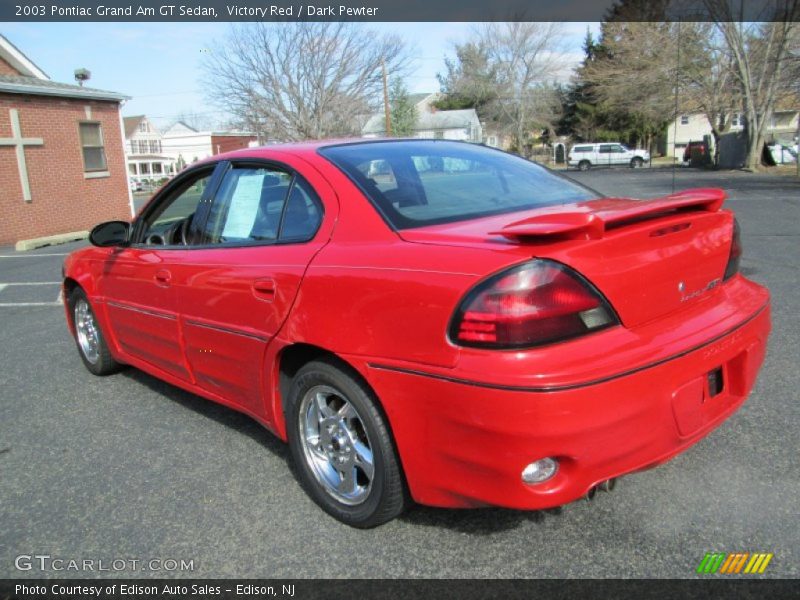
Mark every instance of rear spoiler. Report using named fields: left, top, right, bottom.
left=491, top=188, right=726, bottom=241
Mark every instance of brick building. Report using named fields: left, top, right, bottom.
left=0, top=34, right=131, bottom=247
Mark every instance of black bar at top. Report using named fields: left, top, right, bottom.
left=1, top=0, right=799, bottom=22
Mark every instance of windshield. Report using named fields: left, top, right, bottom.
left=319, top=141, right=600, bottom=229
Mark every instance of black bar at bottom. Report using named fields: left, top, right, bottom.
left=0, top=579, right=796, bottom=600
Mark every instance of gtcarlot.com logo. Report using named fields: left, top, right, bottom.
left=14, top=554, right=195, bottom=572
left=697, top=552, right=774, bottom=574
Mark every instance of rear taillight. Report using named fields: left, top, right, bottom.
left=449, top=260, right=619, bottom=349
left=723, top=218, right=742, bottom=281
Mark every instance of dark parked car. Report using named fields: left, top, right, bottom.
left=683, top=141, right=709, bottom=164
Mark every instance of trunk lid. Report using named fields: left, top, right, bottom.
left=398, top=188, right=735, bottom=328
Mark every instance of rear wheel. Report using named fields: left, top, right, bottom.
left=630, top=157, right=644, bottom=168
left=69, top=288, right=121, bottom=376
left=286, top=358, right=408, bottom=528
left=578, top=160, right=591, bottom=171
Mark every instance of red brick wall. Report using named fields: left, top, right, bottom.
left=0, top=56, right=20, bottom=75
left=0, top=93, right=131, bottom=246
left=210, top=134, right=257, bottom=155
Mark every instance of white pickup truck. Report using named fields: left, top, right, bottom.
left=568, top=143, right=650, bottom=170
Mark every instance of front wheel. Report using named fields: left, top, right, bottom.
left=69, top=288, right=122, bottom=376
left=630, top=157, right=644, bottom=168
left=286, top=359, right=408, bottom=528
left=578, top=160, right=591, bottom=171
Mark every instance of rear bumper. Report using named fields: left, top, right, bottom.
left=357, top=287, right=770, bottom=509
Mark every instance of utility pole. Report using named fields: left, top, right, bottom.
left=382, top=58, right=392, bottom=137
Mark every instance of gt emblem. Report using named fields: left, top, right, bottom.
left=680, top=278, right=722, bottom=302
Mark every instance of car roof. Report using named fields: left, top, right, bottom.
left=193, top=138, right=511, bottom=171
left=202, top=137, right=459, bottom=165
left=572, top=142, right=621, bottom=147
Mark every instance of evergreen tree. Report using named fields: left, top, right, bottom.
left=389, top=78, right=418, bottom=137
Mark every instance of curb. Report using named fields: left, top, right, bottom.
left=14, top=231, right=89, bottom=252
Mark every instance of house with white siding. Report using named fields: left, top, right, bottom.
left=362, top=92, right=482, bottom=143
left=123, top=115, right=175, bottom=183
left=665, top=110, right=799, bottom=158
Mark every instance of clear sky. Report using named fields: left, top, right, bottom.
left=1, top=21, right=597, bottom=130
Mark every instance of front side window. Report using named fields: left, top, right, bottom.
left=201, top=166, right=322, bottom=245
left=79, top=122, right=107, bottom=172
left=140, top=171, right=212, bottom=245
left=320, top=141, right=598, bottom=229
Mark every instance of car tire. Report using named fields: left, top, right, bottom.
left=69, top=287, right=122, bottom=376
left=630, top=157, right=644, bottom=168
left=286, top=358, right=408, bottom=528
left=578, top=160, right=591, bottom=171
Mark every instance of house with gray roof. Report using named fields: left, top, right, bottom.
left=123, top=115, right=175, bottom=183
left=362, top=92, right=482, bottom=143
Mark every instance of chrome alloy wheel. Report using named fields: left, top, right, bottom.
left=74, top=298, right=100, bottom=365
left=299, top=385, right=375, bottom=505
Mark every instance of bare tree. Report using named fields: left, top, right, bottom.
left=705, top=0, right=799, bottom=169
left=680, top=23, right=740, bottom=167
left=579, top=21, right=680, bottom=150
left=202, top=23, right=408, bottom=141
left=474, top=23, right=568, bottom=154
left=174, top=110, right=217, bottom=132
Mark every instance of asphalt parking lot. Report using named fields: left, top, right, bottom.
left=1, top=167, right=798, bottom=579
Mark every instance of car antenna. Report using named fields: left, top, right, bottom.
left=671, top=18, right=682, bottom=195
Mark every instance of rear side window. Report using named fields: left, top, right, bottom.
left=572, top=145, right=593, bottom=153
left=202, top=166, right=322, bottom=244
left=320, top=141, right=598, bottom=229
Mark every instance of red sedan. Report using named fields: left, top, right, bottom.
left=63, top=140, right=770, bottom=527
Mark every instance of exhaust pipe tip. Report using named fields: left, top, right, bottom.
left=599, top=478, right=617, bottom=493
left=585, top=478, right=617, bottom=501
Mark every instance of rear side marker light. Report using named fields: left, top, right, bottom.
left=450, top=259, right=619, bottom=349
left=723, top=218, right=742, bottom=281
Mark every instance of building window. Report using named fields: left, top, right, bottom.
left=680, top=115, right=689, bottom=125
left=152, top=163, right=163, bottom=175
left=136, top=140, right=147, bottom=154
left=488, top=136, right=497, bottom=147
left=149, top=140, right=161, bottom=153
left=139, top=121, right=149, bottom=133
left=79, top=122, right=107, bottom=172
left=732, top=113, right=741, bottom=127
left=129, top=141, right=137, bottom=154
left=139, top=163, right=151, bottom=175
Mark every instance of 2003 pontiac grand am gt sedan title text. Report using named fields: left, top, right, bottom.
left=62, top=140, right=770, bottom=527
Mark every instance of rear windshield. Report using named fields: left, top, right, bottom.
left=319, top=141, right=599, bottom=229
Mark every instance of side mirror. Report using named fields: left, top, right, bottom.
left=89, top=221, right=130, bottom=247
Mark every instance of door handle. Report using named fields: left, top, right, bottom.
left=154, top=269, right=172, bottom=285
left=252, top=278, right=276, bottom=301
